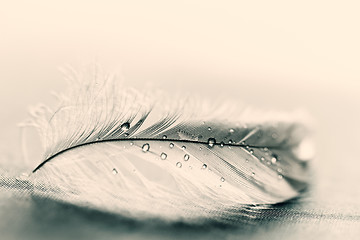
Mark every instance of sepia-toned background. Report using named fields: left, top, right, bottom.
left=1, top=1, right=359, bottom=239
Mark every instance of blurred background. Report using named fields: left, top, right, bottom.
left=1, top=1, right=359, bottom=239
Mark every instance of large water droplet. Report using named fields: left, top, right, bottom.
left=142, top=143, right=150, bottom=152
left=207, top=138, right=216, bottom=148
left=202, top=164, right=208, bottom=169
left=160, top=152, right=167, bottom=160
left=121, top=122, right=130, bottom=131
left=112, top=168, right=118, bottom=175
left=184, top=154, right=190, bottom=161
left=169, top=143, right=174, bottom=148
left=176, top=162, right=182, bottom=168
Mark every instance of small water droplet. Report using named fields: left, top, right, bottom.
left=246, top=145, right=250, bottom=149
left=181, top=146, right=186, bottom=150
left=184, top=154, right=190, bottom=161
left=176, top=162, right=182, bottom=168
left=277, top=168, right=283, bottom=173
left=112, top=168, right=118, bottom=175
left=208, top=127, right=212, bottom=131
left=229, top=128, right=234, bottom=133
left=263, top=147, right=269, bottom=152
left=199, top=146, right=202, bottom=150
left=207, top=138, right=216, bottom=147
left=162, top=135, right=167, bottom=139
left=271, top=156, right=277, bottom=164
left=251, top=172, right=255, bottom=177
left=142, top=143, right=150, bottom=152
left=160, top=152, right=167, bottom=160
left=220, top=177, right=225, bottom=182
left=278, top=174, right=283, bottom=180
left=241, top=141, right=246, bottom=145
left=202, top=164, right=208, bottom=169
left=169, top=143, right=174, bottom=148
left=249, top=149, right=254, bottom=154
left=124, top=133, right=129, bottom=137
left=246, top=159, right=249, bottom=163
left=260, top=157, right=265, bottom=161
left=228, top=139, right=233, bottom=144
left=129, top=142, right=134, bottom=146
left=220, top=141, right=225, bottom=147
left=121, top=122, right=130, bottom=131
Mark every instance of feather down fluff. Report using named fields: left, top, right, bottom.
left=22, top=65, right=312, bottom=222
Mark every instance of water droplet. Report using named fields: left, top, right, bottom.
left=249, top=149, right=254, bottom=154
left=278, top=174, right=283, bottom=180
left=220, top=177, right=225, bottom=182
left=160, top=152, right=167, bottom=160
left=121, top=122, right=130, bottom=131
left=220, top=141, right=225, bottom=147
left=263, top=147, right=269, bottom=152
left=181, top=146, right=186, bottom=150
left=271, top=156, right=277, bottom=164
left=260, top=157, right=265, bottom=161
left=207, top=138, right=216, bottom=147
left=245, top=159, right=249, bottom=163
left=129, top=142, right=134, bottom=146
left=208, top=127, right=212, bottom=131
left=202, top=164, right=208, bottom=169
left=124, top=133, right=129, bottom=137
left=169, top=143, right=174, bottom=148
left=162, top=135, right=167, bottom=139
left=176, top=162, right=182, bottom=168
left=228, top=139, right=233, bottom=144
left=246, top=145, right=250, bottom=149
left=229, top=128, right=235, bottom=133
left=112, top=168, right=118, bottom=175
left=277, top=168, right=283, bottom=173
left=199, top=146, right=202, bottom=150
left=142, top=143, right=150, bottom=152
left=241, top=141, right=246, bottom=145
left=184, top=154, right=190, bottom=161
left=251, top=172, right=255, bottom=177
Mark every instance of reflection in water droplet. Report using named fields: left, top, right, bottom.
left=176, top=162, right=182, bottom=168
left=160, top=152, right=167, bottom=160
left=142, top=143, right=150, bottom=152
left=220, top=141, right=225, bottom=147
left=202, top=164, right=207, bottom=169
left=121, top=122, right=130, bottom=131
left=207, top=138, right=216, bottom=148
left=162, top=135, right=167, bottom=139
left=112, top=168, right=118, bottom=175
left=184, top=154, right=190, bottom=161
left=220, top=177, right=225, bottom=182
left=169, top=143, right=174, bottom=148
left=229, top=128, right=234, bottom=133
left=181, top=146, right=186, bottom=150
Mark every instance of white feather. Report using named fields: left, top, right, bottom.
left=22, top=65, right=312, bottom=222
